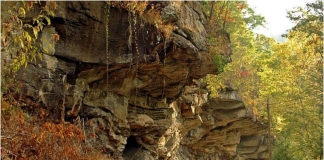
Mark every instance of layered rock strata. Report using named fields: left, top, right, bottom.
left=2, top=1, right=268, bottom=159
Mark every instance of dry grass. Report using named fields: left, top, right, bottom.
left=1, top=96, right=107, bottom=160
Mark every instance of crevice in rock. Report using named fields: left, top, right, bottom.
left=51, top=17, right=65, bottom=24
left=216, top=106, right=246, bottom=113
left=210, top=119, right=241, bottom=132
left=123, top=135, right=143, bottom=159
left=53, top=55, right=78, bottom=67
left=125, top=135, right=141, bottom=149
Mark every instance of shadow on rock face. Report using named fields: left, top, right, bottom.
left=123, top=136, right=155, bottom=160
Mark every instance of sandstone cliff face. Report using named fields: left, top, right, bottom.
left=5, top=1, right=268, bottom=159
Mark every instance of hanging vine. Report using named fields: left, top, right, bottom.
left=128, top=8, right=133, bottom=62
left=162, top=38, right=167, bottom=99
left=105, top=2, right=110, bottom=92
left=131, top=4, right=140, bottom=112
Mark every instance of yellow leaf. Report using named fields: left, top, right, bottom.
left=33, top=27, right=38, bottom=38
left=23, top=24, right=33, bottom=28
left=20, top=38, right=24, bottom=48
left=44, top=16, right=51, bottom=25
left=19, top=7, right=26, bottom=16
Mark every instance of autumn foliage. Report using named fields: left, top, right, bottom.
left=206, top=0, right=322, bottom=159
left=1, top=97, right=107, bottom=160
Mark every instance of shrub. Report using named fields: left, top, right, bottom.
left=1, top=97, right=107, bottom=160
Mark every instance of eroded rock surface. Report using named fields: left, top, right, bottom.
left=4, top=1, right=268, bottom=159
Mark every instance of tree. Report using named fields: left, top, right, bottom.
left=205, top=1, right=322, bottom=159
left=285, top=0, right=323, bottom=56
left=205, top=1, right=266, bottom=118
left=1, top=1, right=58, bottom=92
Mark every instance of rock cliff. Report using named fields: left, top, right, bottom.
left=3, top=1, right=268, bottom=159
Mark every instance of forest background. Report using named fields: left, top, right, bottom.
left=204, top=0, right=323, bottom=159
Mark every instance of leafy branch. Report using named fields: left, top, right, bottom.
left=1, top=1, right=58, bottom=81
left=1, top=1, right=59, bottom=93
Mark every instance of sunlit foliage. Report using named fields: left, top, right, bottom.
left=205, top=0, right=322, bottom=159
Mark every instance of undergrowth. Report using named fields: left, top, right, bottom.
left=212, top=54, right=227, bottom=73
left=1, top=96, right=108, bottom=160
